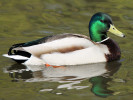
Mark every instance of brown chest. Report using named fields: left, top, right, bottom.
left=102, top=39, right=121, bottom=62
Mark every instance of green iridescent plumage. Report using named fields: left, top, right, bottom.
left=90, top=76, right=113, bottom=97
left=89, top=12, right=112, bottom=42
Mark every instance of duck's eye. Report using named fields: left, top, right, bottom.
left=100, top=20, right=104, bottom=23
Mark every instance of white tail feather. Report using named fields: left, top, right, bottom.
left=3, top=54, right=29, bottom=60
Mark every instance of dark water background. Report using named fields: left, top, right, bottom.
left=0, top=0, right=133, bottom=100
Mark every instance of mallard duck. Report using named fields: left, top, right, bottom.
left=3, top=12, right=125, bottom=66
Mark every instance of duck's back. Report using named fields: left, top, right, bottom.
left=3, top=33, right=95, bottom=65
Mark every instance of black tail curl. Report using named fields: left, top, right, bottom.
left=8, top=43, right=31, bottom=58
left=8, top=43, right=25, bottom=55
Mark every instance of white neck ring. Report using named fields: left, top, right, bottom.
left=96, top=37, right=110, bottom=43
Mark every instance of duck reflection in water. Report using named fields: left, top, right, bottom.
left=4, top=61, right=121, bottom=98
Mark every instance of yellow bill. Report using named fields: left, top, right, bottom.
left=108, top=24, right=125, bottom=37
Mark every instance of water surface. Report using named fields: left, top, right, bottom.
left=0, top=0, right=133, bottom=100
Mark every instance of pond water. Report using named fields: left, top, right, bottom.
left=0, top=0, right=133, bottom=100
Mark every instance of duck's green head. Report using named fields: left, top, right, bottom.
left=89, top=12, right=125, bottom=42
